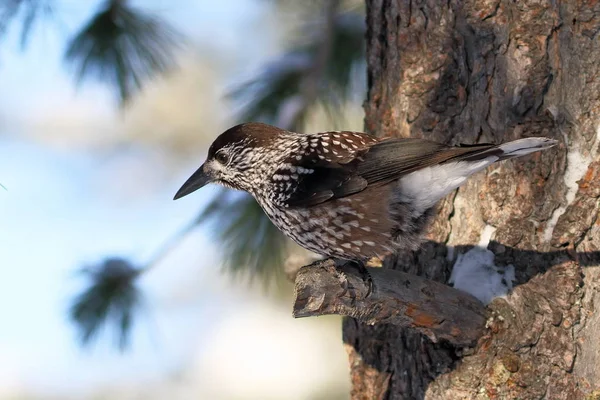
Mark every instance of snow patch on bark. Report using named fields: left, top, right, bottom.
left=478, top=224, right=497, bottom=248
left=543, top=127, right=600, bottom=242
left=449, top=225, right=515, bottom=304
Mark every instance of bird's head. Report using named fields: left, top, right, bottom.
left=173, top=122, right=287, bottom=199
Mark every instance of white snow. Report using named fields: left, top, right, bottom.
left=543, top=125, right=600, bottom=241
left=478, top=224, right=497, bottom=248
left=449, top=225, right=515, bottom=304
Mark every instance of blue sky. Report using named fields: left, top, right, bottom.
left=0, top=138, right=217, bottom=394
left=0, top=137, right=349, bottom=399
left=0, top=2, right=351, bottom=397
left=0, top=0, right=293, bottom=397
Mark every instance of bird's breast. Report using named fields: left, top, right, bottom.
left=256, top=186, right=397, bottom=260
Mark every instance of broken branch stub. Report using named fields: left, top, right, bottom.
left=293, top=259, right=487, bottom=346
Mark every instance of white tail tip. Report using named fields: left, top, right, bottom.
left=499, top=137, right=558, bottom=157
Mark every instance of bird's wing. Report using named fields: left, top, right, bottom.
left=283, top=134, right=497, bottom=208
left=281, top=131, right=374, bottom=207
left=355, top=139, right=499, bottom=185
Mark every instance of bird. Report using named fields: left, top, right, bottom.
left=174, top=122, right=557, bottom=263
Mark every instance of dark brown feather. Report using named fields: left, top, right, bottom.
left=284, top=136, right=497, bottom=208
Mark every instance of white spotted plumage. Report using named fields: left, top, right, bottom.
left=177, top=122, right=557, bottom=261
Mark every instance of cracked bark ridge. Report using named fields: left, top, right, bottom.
left=427, top=261, right=585, bottom=399
left=293, top=259, right=487, bottom=346
left=347, top=0, right=600, bottom=398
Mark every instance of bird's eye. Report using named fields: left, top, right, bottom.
left=215, top=152, right=229, bottom=164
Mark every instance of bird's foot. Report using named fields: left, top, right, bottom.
left=354, top=261, right=374, bottom=298
left=334, top=259, right=374, bottom=300
left=307, top=258, right=373, bottom=301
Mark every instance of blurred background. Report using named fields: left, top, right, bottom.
left=0, top=1, right=366, bottom=399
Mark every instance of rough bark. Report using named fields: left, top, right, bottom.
left=342, top=0, right=600, bottom=398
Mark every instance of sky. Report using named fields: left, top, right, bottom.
left=0, top=1, right=349, bottom=398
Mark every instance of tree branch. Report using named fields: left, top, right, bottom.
left=293, top=259, right=487, bottom=346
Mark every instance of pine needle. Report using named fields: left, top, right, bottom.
left=64, top=0, right=181, bottom=104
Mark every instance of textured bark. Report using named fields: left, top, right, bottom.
left=343, top=0, right=600, bottom=398
left=293, top=259, right=487, bottom=346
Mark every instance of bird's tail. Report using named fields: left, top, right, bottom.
left=395, top=137, right=558, bottom=214
left=461, top=137, right=558, bottom=162
left=497, top=137, right=558, bottom=159
left=390, top=136, right=557, bottom=252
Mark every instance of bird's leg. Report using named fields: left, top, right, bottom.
left=321, top=258, right=351, bottom=299
left=305, top=258, right=353, bottom=299
left=349, top=259, right=374, bottom=298
left=303, top=258, right=373, bottom=301
left=334, top=259, right=374, bottom=300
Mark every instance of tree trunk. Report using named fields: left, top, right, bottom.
left=343, top=0, right=600, bottom=398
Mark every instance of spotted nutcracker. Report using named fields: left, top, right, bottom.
left=174, top=122, right=556, bottom=262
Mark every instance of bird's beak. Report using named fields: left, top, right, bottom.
left=173, top=164, right=212, bottom=200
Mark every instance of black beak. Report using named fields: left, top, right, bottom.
left=173, top=164, right=212, bottom=200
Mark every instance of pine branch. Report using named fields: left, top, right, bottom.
left=0, top=0, right=54, bottom=46
left=69, top=258, right=142, bottom=350
left=280, top=0, right=340, bottom=131
left=68, top=1, right=366, bottom=350
left=229, top=0, right=364, bottom=132
left=64, top=0, right=181, bottom=104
